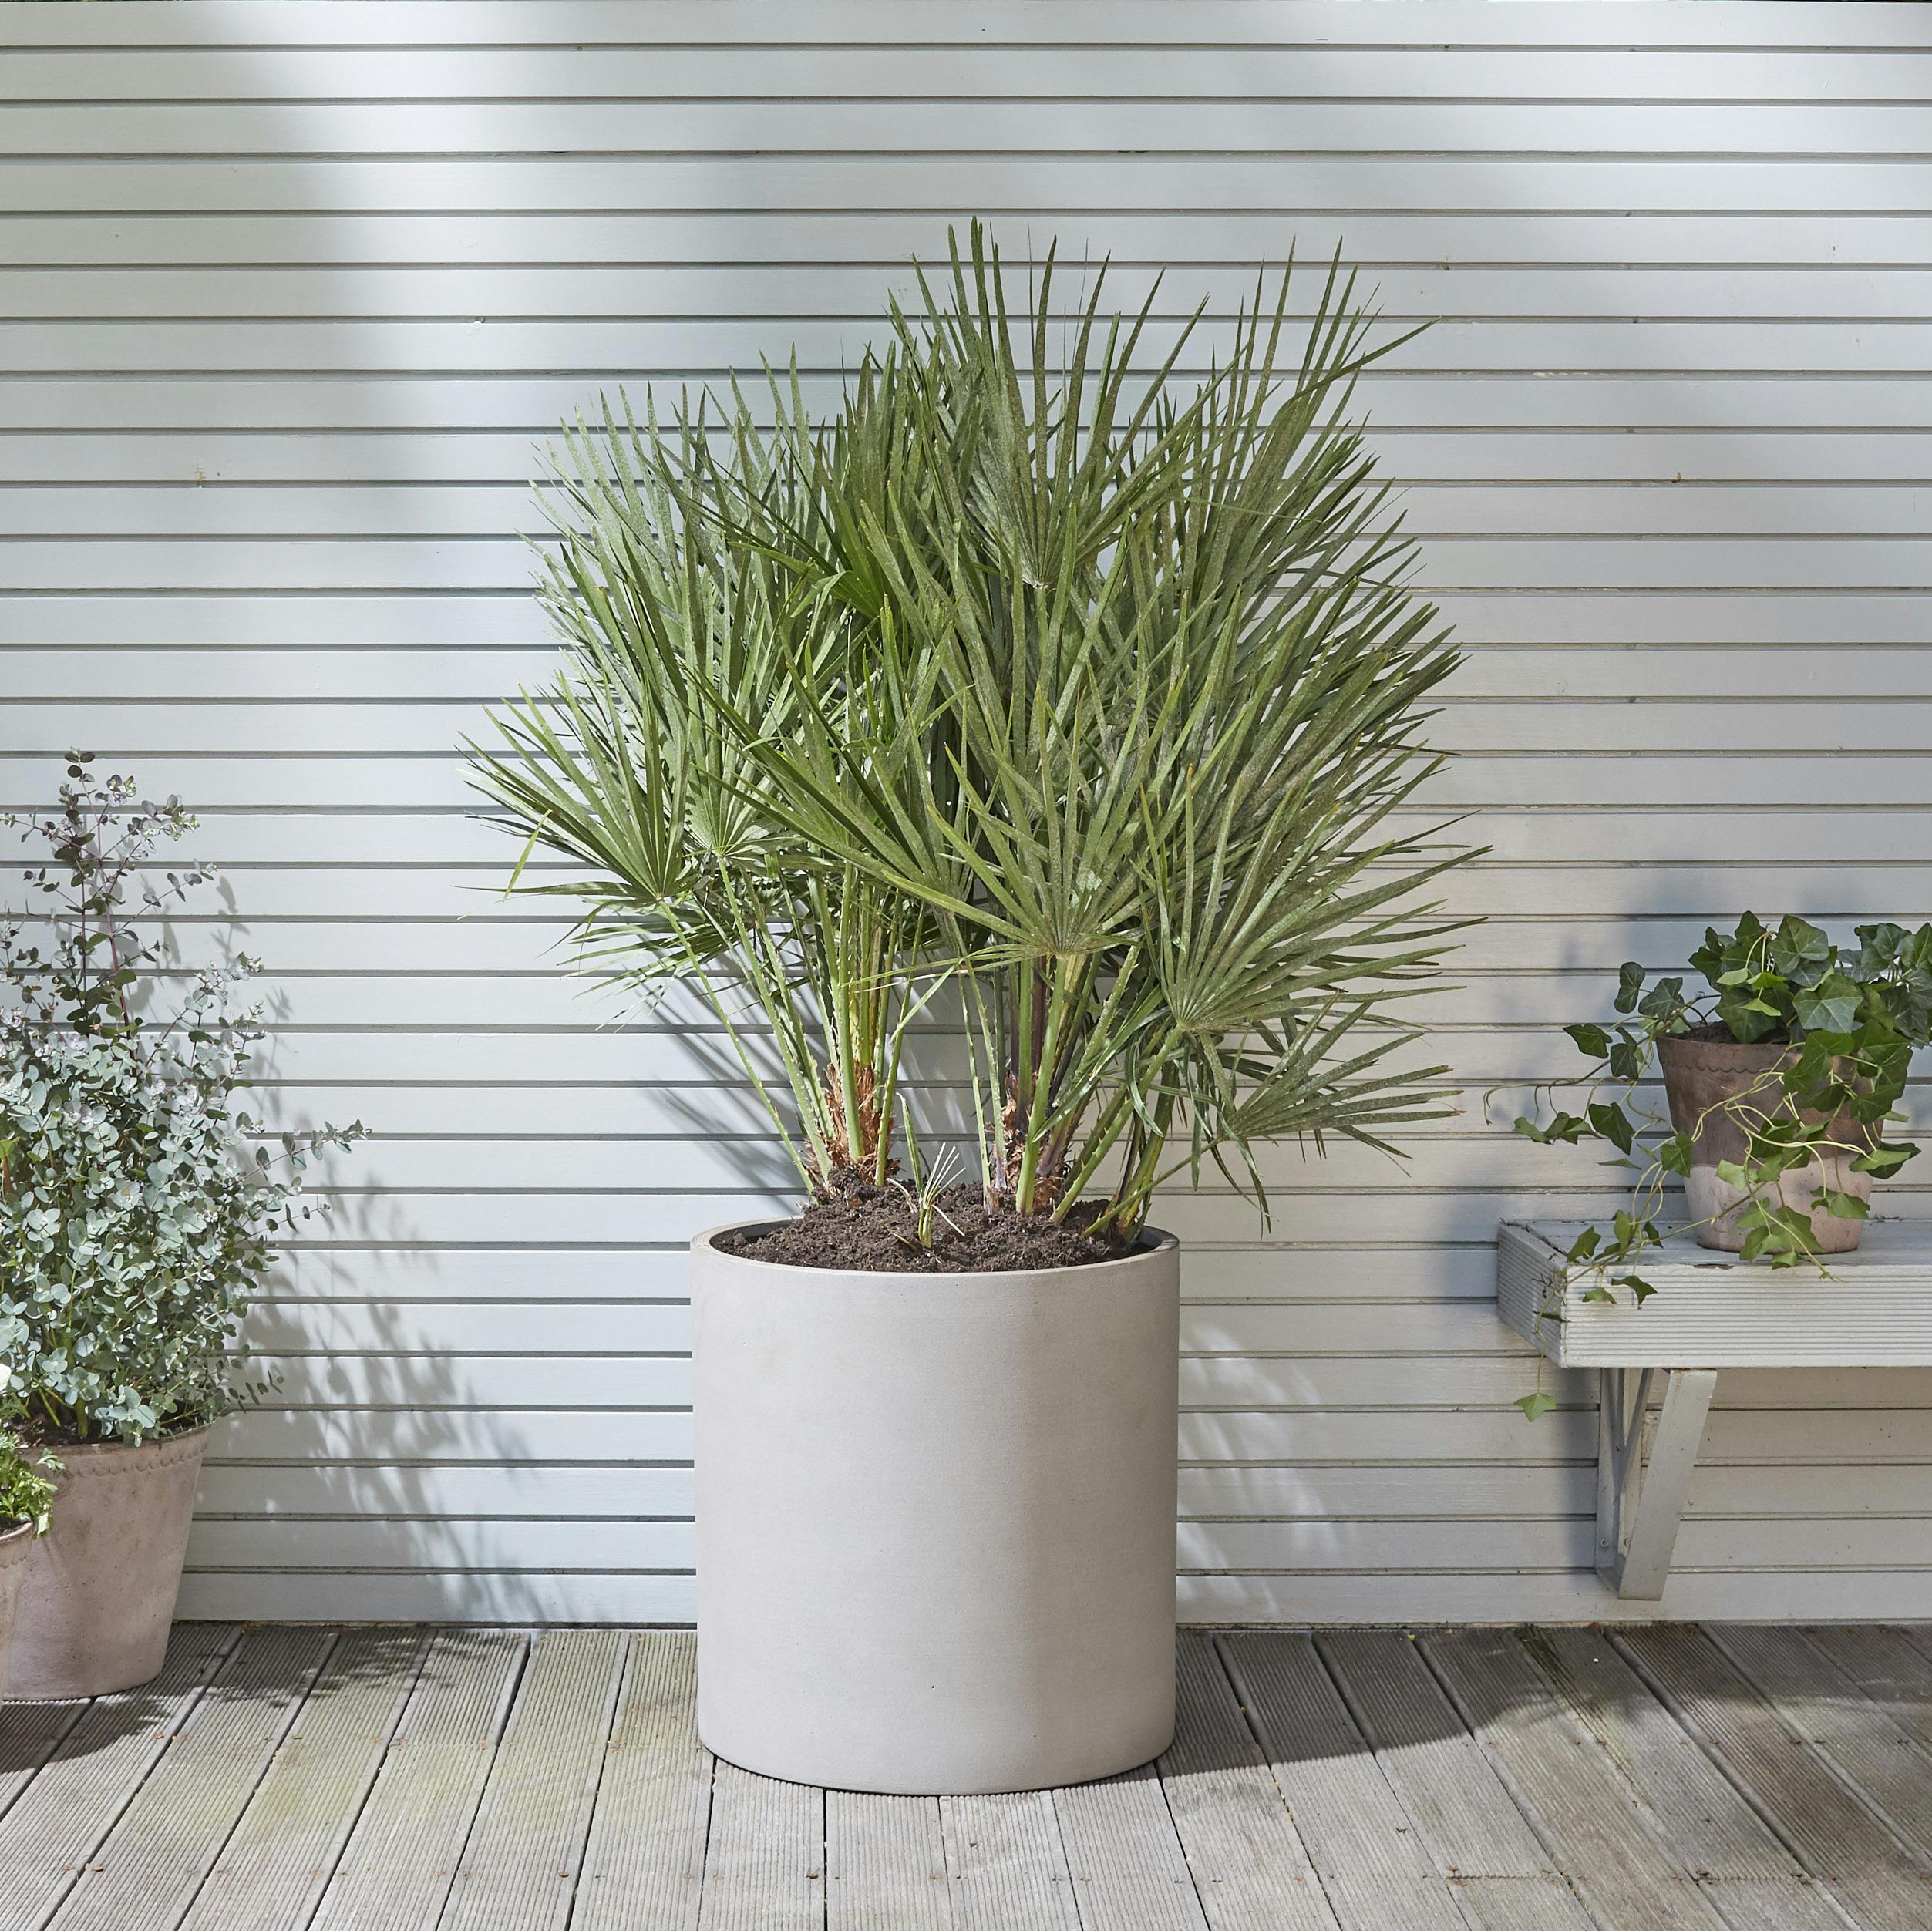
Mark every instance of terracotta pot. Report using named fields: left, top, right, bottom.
left=692, top=1225, right=1180, bottom=1794
left=5, top=1425, right=210, bottom=1701
left=1658, top=1032, right=1873, bottom=1254
left=0, top=1519, right=35, bottom=1688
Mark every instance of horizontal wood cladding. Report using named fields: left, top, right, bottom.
left=5, top=0, right=1929, bottom=1622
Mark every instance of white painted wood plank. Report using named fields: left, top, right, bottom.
left=7, top=44, right=1932, bottom=105
left=2, top=4, right=1919, bottom=52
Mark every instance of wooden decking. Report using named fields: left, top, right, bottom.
left=4, top=1624, right=1932, bottom=1929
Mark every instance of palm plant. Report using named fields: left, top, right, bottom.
left=712, top=226, right=1476, bottom=1233
left=466, top=377, right=936, bottom=1196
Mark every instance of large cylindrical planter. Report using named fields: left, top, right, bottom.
left=0, top=1519, right=35, bottom=1689
left=1659, top=1033, right=1873, bottom=1253
left=693, top=1226, right=1180, bottom=1795
left=5, top=1425, right=210, bottom=1701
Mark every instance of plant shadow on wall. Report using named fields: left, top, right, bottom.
left=467, top=223, right=1485, bottom=1268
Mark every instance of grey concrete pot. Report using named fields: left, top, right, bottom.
left=5, top=1425, right=210, bottom=1701
left=1659, top=1033, right=1873, bottom=1253
left=692, top=1226, right=1180, bottom=1795
left=0, top=1519, right=35, bottom=1690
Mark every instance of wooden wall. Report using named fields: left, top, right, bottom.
left=3, top=0, right=1929, bottom=1621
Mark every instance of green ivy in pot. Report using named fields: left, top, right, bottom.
left=1507, top=913, right=1932, bottom=1416
left=0, top=1368, right=55, bottom=1533
left=0, top=758, right=365, bottom=1446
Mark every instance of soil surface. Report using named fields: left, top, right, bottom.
left=718, top=1168, right=1138, bottom=1273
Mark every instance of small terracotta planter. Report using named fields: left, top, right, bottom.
left=0, top=1519, right=37, bottom=1687
left=5, top=1425, right=210, bottom=1701
left=1658, top=1033, right=1873, bottom=1254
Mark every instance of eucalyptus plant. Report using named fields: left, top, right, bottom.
left=715, top=226, right=1473, bottom=1233
left=0, top=758, right=363, bottom=1445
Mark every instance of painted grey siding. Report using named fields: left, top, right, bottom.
left=3, top=0, right=1930, bottom=1622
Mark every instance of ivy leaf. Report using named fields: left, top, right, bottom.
left=1657, top=1131, right=1696, bottom=1178
left=1615, top=1273, right=1658, bottom=1304
left=1516, top=1390, right=1558, bottom=1422
left=1853, top=1141, right=1917, bottom=1178
left=1792, top=973, right=1863, bottom=1036
left=1587, top=1102, right=1635, bottom=1156
left=1563, top=1022, right=1611, bottom=1060
left=1565, top=1226, right=1601, bottom=1263
left=1613, top=961, right=1645, bottom=1016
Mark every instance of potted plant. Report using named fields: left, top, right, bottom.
left=0, top=1371, right=56, bottom=1688
left=472, top=228, right=1469, bottom=1792
left=0, top=758, right=362, bottom=1698
left=1506, top=914, right=1930, bottom=1406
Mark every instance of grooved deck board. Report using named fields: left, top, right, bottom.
left=1216, top=1633, right=1466, bottom=1931
left=1519, top=1626, right=1847, bottom=1931
left=1707, top=1627, right=1932, bottom=1862
left=1614, top=1626, right=1932, bottom=1931
left=435, top=1628, right=625, bottom=1931
left=938, top=1791, right=1079, bottom=1931
left=1053, top=1764, right=1207, bottom=1931
left=825, top=1790, right=951, bottom=1931
left=45, top=1626, right=336, bottom=1931
left=1421, top=1627, right=1732, bottom=1931
left=1315, top=1630, right=1592, bottom=1931
left=1803, top=1625, right=1932, bottom=1755
left=1153, top=1634, right=1337, bottom=1931
left=308, top=1629, right=527, bottom=1931
left=0, top=1623, right=239, bottom=1931
left=0, top=1701, right=89, bottom=1832
left=695, top=1759, right=823, bottom=1931
left=177, top=1627, right=429, bottom=1931
left=11, top=1623, right=1932, bottom=1929
left=571, top=1632, right=712, bottom=1931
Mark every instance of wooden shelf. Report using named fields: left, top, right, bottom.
left=1498, top=1218, right=1932, bottom=1601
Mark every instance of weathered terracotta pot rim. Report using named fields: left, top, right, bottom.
left=1658, top=1031, right=1794, bottom=1070
left=29, top=1424, right=211, bottom=1479
left=0, top=1519, right=35, bottom=1565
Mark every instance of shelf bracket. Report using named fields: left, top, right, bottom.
left=1595, top=1366, right=1717, bottom=1600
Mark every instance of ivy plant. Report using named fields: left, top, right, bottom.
left=1507, top=913, right=1932, bottom=1419
left=0, top=1366, right=55, bottom=1532
left=0, top=757, right=365, bottom=1446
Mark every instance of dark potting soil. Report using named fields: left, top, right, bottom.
left=718, top=1169, right=1138, bottom=1273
